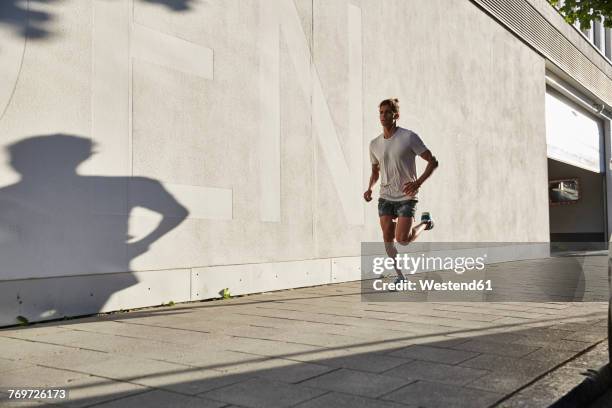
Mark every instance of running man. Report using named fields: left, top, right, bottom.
left=363, top=98, right=439, bottom=283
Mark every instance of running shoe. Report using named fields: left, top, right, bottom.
left=421, top=212, right=434, bottom=230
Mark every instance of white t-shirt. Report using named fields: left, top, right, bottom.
left=369, top=127, right=428, bottom=201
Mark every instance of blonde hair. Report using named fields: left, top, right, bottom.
left=379, top=98, right=400, bottom=114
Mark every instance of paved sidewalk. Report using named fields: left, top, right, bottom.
left=0, top=257, right=609, bottom=408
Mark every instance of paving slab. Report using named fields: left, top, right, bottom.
left=294, top=391, right=413, bottom=408
left=383, top=360, right=490, bottom=386
left=521, top=347, right=577, bottom=364
left=382, top=381, right=502, bottom=408
left=112, top=364, right=252, bottom=395
left=0, top=357, right=35, bottom=373
left=300, top=368, right=412, bottom=398
left=202, top=377, right=327, bottom=408
left=58, top=321, right=218, bottom=346
left=293, top=351, right=412, bottom=373
left=217, top=355, right=334, bottom=383
left=90, top=389, right=225, bottom=408
left=388, top=344, right=480, bottom=364
left=459, top=353, right=554, bottom=374
left=0, top=326, right=73, bottom=341
left=449, top=339, right=539, bottom=357
left=0, top=365, right=146, bottom=408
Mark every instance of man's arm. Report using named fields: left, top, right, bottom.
left=128, top=178, right=189, bottom=257
left=364, top=163, right=380, bottom=202
left=403, top=150, right=438, bottom=196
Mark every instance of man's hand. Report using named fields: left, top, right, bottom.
left=363, top=189, right=373, bottom=202
left=128, top=240, right=151, bottom=258
left=403, top=180, right=421, bottom=196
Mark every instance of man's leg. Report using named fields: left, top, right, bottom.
left=379, top=216, right=404, bottom=279
left=396, top=217, right=429, bottom=245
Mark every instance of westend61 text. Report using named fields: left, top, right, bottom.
left=373, top=279, right=493, bottom=292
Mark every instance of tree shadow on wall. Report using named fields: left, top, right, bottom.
left=0, top=134, right=189, bottom=323
left=0, top=0, right=55, bottom=39
left=0, top=0, right=196, bottom=40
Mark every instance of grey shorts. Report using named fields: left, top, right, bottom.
left=378, top=198, right=417, bottom=218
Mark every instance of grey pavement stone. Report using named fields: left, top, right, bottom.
left=455, top=332, right=528, bottom=345
left=549, top=322, right=608, bottom=332
left=383, top=360, right=489, bottom=386
left=71, top=355, right=195, bottom=383
left=485, top=317, right=537, bottom=326
left=271, top=347, right=355, bottom=365
left=383, top=314, right=493, bottom=330
left=521, top=347, right=576, bottom=364
left=294, top=392, right=413, bottom=408
left=298, top=351, right=412, bottom=373
left=0, top=366, right=146, bottom=408
left=0, top=326, right=73, bottom=341
left=0, top=336, right=75, bottom=361
left=118, top=365, right=252, bottom=395
left=542, top=339, right=592, bottom=352
left=561, top=330, right=607, bottom=343
left=203, top=377, right=327, bottom=408
left=147, top=348, right=262, bottom=371
left=413, top=336, right=473, bottom=349
left=0, top=365, right=94, bottom=389
left=229, top=327, right=365, bottom=348
left=415, top=310, right=501, bottom=322
left=234, top=309, right=363, bottom=327
left=450, top=339, right=539, bottom=357
left=58, top=321, right=218, bottom=346
left=515, top=328, right=580, bottom=342
left=113, top=341, right=210, bottom=362
left=90, top=389, right=226, bottom=408
left=514, top=336, right=592, bottom=352
left=331, top=338, right=421, bottom=355
left=460, top=353, right=553, bottom=374
left=3, top=330, right=163, bottom=354
left=466, top=371, right=538, bottom=393
left=300, top=368, right=412, bottom=398
left=224, top=336, right=322, bottom=358
left=309, top=323, right=419, bottom=342
left=382, top=381, right=502, bottom=408
left=0, top=357, right=35, bottom=373
left=218, top=356, right=335, bottom=383
left=26, top=348, right=128, bottom=372
left=351, top=319, right=450, bottom=335
left=388, top=345, right=480, bottom=364
left=431, top=305, right=542, bottom=319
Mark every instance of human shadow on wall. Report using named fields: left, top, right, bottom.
left=0, top=134, right=189, bottom=322
left=0, top=0, right=195, bottom=40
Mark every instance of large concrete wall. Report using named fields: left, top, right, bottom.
left=0, top=0, right=549, bottom=325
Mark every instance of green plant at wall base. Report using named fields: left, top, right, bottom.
left=222, top=288, right=231, bottom=299
left=548, top=0, right=612, bottom=28
left=16, top=316, right=28, bottom=326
